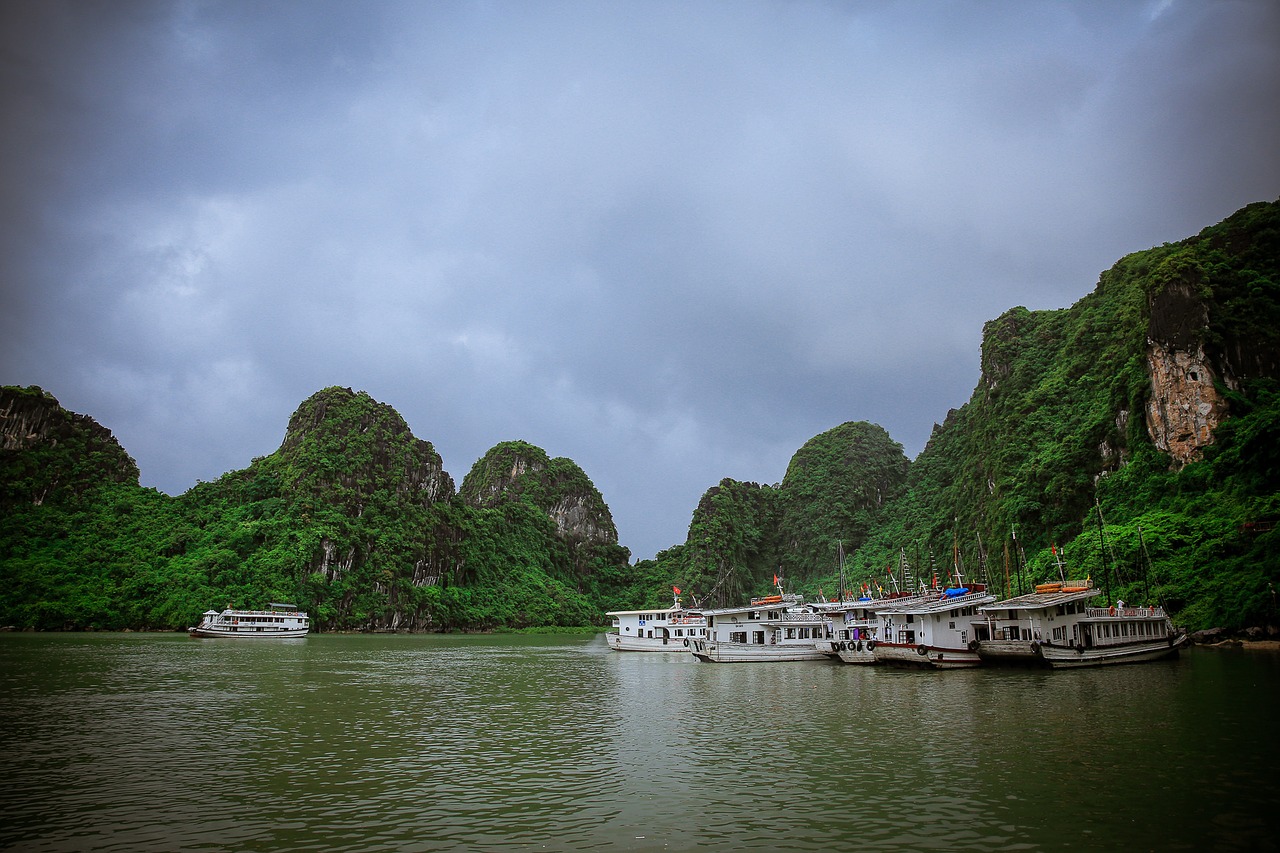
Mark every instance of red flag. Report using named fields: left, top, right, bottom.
left=773, top=573, right=779, bottom=586
left=673, top=586, right=681, bottom=595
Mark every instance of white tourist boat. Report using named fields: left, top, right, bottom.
left=606, top=589, right=706, bottom=651
left=688, top=580, right=832, bottom=663
left=189, top=604, right=309, bottom=638
left=975, top=580, right=1102, bottom=664
left=872, top=585, right=996, bottom=668
left=1034, top=602, right=1186, bottom=667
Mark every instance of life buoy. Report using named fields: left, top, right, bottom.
left=967, top=640, right=979, bottom=651
left=866, top=640, right=876, bottom=651
left=683, top=639, right=689, bottom=647
left=916, top=644, right=928, bottom=656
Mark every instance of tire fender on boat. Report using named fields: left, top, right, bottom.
left=1074, top=642, right=1085, bottom=653
left=968, top=639, right=979, bottom=651
left=916, top=644, right=928, bottom=656
left=866, top=640, right=876, bottom=651
left=856, top=641, right=863, bottom=652
left=683, top=639, right=689, bottom=647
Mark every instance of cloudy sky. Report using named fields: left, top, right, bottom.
left=3, top=1, right=1278, bottom=560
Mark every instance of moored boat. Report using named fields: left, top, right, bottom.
left=1034, top=603, right=1186, bottom=667
left=975, top=580, right=1102, bottom=664
left=606, top=588, right=706, bottom=651
left=872, top=585, right=996, bottom=668
left=689, top=580, right=832, bottom=663
left=188, top=604, right=309, bottom=638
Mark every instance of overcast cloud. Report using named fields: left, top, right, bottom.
left=2, top=0, right=1278, bottom=560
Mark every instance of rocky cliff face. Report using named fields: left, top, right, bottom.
left=0, top=385, right=139, bottom=505
left=460, top=440, right=618, bottom=546
left=1141, top=203, right=1280, bottom=467
left=280, top=386, right=454, bottom=506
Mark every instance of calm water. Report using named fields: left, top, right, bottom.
left=1, top=633, right=1277, bottom=852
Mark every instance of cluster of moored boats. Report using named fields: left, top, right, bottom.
left=606, top=580, right=1186, bottom=669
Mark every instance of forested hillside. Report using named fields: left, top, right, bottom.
left=2, top=201, right=1276, bottom=632
left=0, top=386, right=630, bottom=631
left=639, top=200, right=1280, bottom=630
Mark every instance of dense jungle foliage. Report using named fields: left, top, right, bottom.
left=636, top=201, right=1279, bottom=630
left=0, top=386, right=631, bottom=631
left=2, top=201, right=1277, bottom=632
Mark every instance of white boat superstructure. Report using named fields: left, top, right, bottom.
left=606, top=592, right=706, bottom=651
left=1035, top=603, right=1185, bottom=667
left=812, top=597, right=885, bottom=664
left=976, top=581, right=1102, bottom=664
left=689, top=584, right=832, bottom=663
left=189, top=604, right=309, bottom=638
left=873, top=586, right=996, bottom=668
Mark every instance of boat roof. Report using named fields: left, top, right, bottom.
left=981, top=587, right=1102, bottom=612
left=698, top=596, right=815, bottom=617
left=875, top=589, right=997, bottom=614
left=605, top=607, right=702, bottom=616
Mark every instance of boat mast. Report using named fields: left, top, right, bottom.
left=836, top=540, right=848, bottom=601
left=1094, top=498, right=1113, bottom=604
left=1137, top=524, right=1153, bottom=604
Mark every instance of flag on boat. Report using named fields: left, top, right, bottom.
left=673, top=586, right=681, bottom=595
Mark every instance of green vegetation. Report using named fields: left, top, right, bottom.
left=2, top=201, right=1277, bottom=632
left=0, top=387, right=631, bottom=631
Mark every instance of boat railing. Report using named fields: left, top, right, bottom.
left=1086, top=606, right=1166, bottom=619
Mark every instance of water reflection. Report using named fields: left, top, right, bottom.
left=0, top=634, right=1277, bottom=851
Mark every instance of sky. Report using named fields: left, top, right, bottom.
left=2, top=1, right=1278, bottom=561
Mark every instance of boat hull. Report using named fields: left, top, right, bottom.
left=975, top=639, right=1044, bottom=666
left=833, top=639, right=877, bottom=665
left=1037, top=635, right=1186, bottom=668
left=873, top=641, right=982, bottom=669
left=606, top=633, right=696, bottom=652
left=688, top=639, right=830, bottom=663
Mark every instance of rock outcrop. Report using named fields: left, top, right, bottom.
left=0, top=385, right=139, bottom=505
left=459, top=440, right=618, bottom=547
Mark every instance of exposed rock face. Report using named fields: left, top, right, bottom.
left=460, top=440, right=618, bottom=546
left=1144, top=340, right=1227, bottom=466
left=280, top=386, right=454, bottom=506
left=1144, top=262, right=1228, bottom=466
left=0, top=385, right=139, bottom=504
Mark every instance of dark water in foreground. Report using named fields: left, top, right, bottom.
left=0, top=633, right=1276, bottom=852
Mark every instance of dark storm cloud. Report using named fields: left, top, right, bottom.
left=3, top=0, right=1278, bottom=559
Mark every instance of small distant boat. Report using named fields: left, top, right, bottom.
left=188, top=604, right=309, bottom=638
left=606, top=588, right=706, bottom=651
left=688, top=577, right=833, bottom=663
